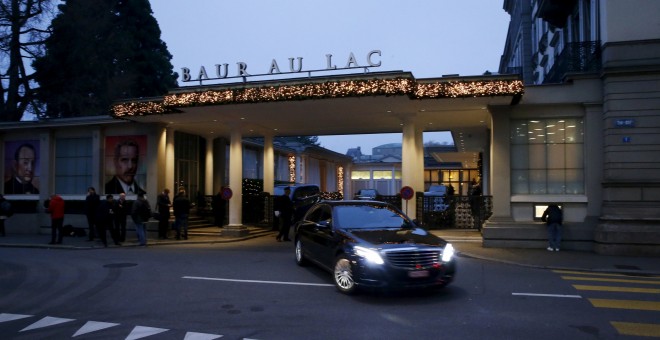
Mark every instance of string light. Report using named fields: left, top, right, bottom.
left=112, top=77, right=524, bottom=117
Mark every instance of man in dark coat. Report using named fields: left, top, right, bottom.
left=113, top=193, right=129, bottom=242
left=542, top=204, right=563, bottom=252
left=96, top=194, right=120, bottom=247
left=156, top=188, right=171, bottom=239
left=275, top=187, right=294, bottom=242
left=173, top=188, right=191, bottom=240
left=85, top=187, right=100, bottom=241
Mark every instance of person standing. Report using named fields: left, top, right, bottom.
left=156, top=188, right=171, bottom=239
left=46, top=194, right=65, bottom=245
left=131, top=192, right=151, bottom=246
left=211, top=189, right=226, bottom=227
left=172, top=188, right=191, bottom=240
left=96, top=194, right=120, bottom=247
left=542, top=204, right=563, bottom=251
left=85, top=187, right=100, bottom=241
left=275, top=187, right=294, bottom=242
left=114, top=193, right=129, bottom=242
left=0, top=194, right=12, bottom=236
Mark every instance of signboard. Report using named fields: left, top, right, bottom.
left=400, top=186, right=415, bottom=201
left=221, top=187, right=233, bottom=200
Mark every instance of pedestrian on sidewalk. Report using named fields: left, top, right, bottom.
left=97, top=194, right=121, bottom=247
left=275, top=186, right=293, bottom=242
left=172, top=188, right=191, bottom=240
left=85, top=187, right=100, bottom=241
left=46, top=194, right=65, bottom=245
left=0, top=194, right=13, bottom=236
left=114, top=193, right=128, bottom=242
left=131, top=192, right=152, bottom=246
left=156, top=188, right=171, bottom=239
left=542, top=204, right=563, bottom=251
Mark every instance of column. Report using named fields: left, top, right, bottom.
left=263, top=134, right=274, bottom=194
left=401, top=119, right=423, bottom=219
left=205, top=137, right=214, bottom=196
left=165, top=128, right=175, bottom=191
left=224, top=127, right=248, bottom=236
left=488, top=107, right=512, bottom=220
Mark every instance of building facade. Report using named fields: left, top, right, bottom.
left=494, top=0, right=660, bottom=255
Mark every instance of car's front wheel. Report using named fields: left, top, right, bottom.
left=333, top=255, right=357, bottom=294
left=295, top=239, right=308, bottom=266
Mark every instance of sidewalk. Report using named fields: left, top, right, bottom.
left=1, top=228, right=659, bottom=276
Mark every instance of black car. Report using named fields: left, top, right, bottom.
left=353, top=188, right=382, bottom=201
left=294, top=200, right=456, bottom=294
left=274, top=184, right=321, bottom=222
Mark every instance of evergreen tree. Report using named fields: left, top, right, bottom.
left=33, top=0, right=177, bottom=118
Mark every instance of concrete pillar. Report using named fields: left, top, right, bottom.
left=213, top=137, right=227, bottom=193
left=488, top=107, right=512, bottom=221
left=401, top=120, right=423, bottom=219
left=204, top=137, right=214, bottom=196
left=165, top=128, right=175, bottom=191
left=263, top=134, right=274, bottom=194
left=224, top=128, right=248, bottom=236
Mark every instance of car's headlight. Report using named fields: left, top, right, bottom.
left=354, top=246, right=384, bottom=265
left=442, top=243, right=455, bottom=262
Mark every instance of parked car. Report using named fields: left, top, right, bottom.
left=353, top=189, right=382, bottom=201
left=274, top=184, right=321, bottom=222
left=424, top=184, right=448, bottom=211
left=294, top=200, right=456, bottom=294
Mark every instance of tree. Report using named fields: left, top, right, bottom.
left=33, top=0, right=177, bottom=118
left=0, top=0, right=53, bottom=121
left=275, top=136, right=319, bottom=146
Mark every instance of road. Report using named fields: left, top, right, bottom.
left=1, top=237, right=659, bottom=339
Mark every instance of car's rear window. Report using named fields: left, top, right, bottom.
left=334, top=205, right=408, bottom=229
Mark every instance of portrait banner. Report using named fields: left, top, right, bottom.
left=104, top=135, right=147, bottom=195
left=4, top=140, right=40, bottom=194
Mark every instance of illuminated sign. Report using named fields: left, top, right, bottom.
left=181, top=50, right=382, bottom=83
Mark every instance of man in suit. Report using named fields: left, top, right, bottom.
left=104, top=139, right=145, bottom=195
left=4, top=143, right=39, bottom=194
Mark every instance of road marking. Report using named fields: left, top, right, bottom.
left=555, top=270, right=660, bottom=280
left=72, top=321, right=120, bottom=337
left=589, top=298, right=660, bottom=311
left=611, top=321, right=660, bottom=337
left=125, top=325, right=169, bottom=340
left=20, top=316, right=75, bottom=332
left=184, top=331, right=225, bottom=340
left=0, top=313, right=32, bottom=323
left=561, top=276, right=660, bottom=285
left=512, top=293, right=582, bottom=299
left=573, top=284, right=660, bottom=294
left=183, top=276, right=334, bottom=287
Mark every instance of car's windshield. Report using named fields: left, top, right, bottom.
left=334, top=205, right=409, bottom=229
left=359, top=189, right=377, bottom=196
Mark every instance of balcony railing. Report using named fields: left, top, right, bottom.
left=544, top=40, right=601, bottom=84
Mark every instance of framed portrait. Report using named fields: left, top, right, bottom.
left=104, top=135, right=147, bottom=195
left=3, top=140, right=40, bottom=194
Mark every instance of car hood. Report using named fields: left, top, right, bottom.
left=344, top=228, right=445, bottom=248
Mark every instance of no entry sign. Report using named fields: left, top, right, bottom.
left=400, top=186, right=414, bottom=200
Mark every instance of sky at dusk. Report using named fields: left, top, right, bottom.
left=150, top=0, right=511, bottom=154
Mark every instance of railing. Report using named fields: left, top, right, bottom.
left=545, top=40, right=601, bottom=83
left=205, top=192, right=492, bottom=231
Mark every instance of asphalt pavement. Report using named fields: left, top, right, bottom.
left=1, top=227, right=659, bottom=276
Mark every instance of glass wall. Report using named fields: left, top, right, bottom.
left=55, top=137, right=92, bottom=194
left=174, top=131, right=200, bottom=198
left=510, top=118, right=584, bottom=194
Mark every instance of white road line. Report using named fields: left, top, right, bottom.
left=183, top=276, right=334, bottom=287
left=125, top=326, right=169, bottom=340
left=20, top=316, right=75, bottom=332
left=72, top=321, right=120, bottom=337
left=512, top=292, right=582, bottom=299
left=0, top=313, right=32, bottom=323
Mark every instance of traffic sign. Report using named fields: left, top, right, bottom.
left=400, top=186, right=414, bottom=200
left=221, top=187, right=233, bottom=200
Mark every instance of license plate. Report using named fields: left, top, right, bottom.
left=408, top=270, right=429, bottom=278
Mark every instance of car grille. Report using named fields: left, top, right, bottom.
left=385, top=250, right=440, bottom=269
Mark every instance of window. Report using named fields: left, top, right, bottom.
left=372, top=170, right=392, bottom=179
left=351, top=170, right=370, bottom=180
left=55, top=137, right=92, bottom=194
left=511, top=118, right=584, bottom=194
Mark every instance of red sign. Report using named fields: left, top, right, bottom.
left=400, top=186, right=414, bottom=200
left=221, top=187, right=233, bottom=200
